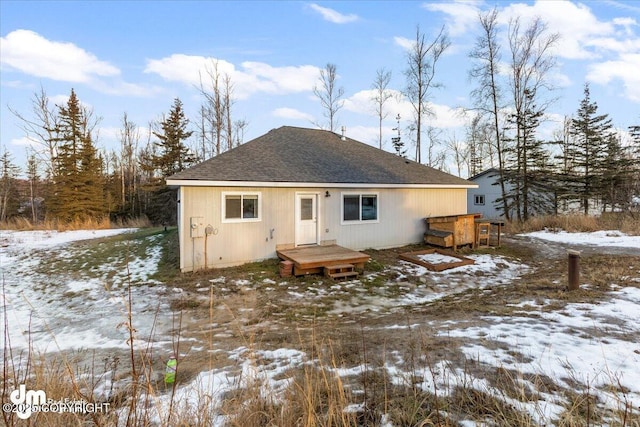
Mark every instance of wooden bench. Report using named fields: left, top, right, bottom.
left=324, top=264, right=359, bottom=280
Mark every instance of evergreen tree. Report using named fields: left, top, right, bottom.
left=569, top=84, right=614, bottom=214
left=501, top=89, right=555, bottom=220
left=600, top=133, right=634, bottom=211
left=49, top=89, right=106, bottom=223
left=148, top=98, right=195, bottom=225
left=26, top=152, right=41, bottom=222
left=0, top=149, right=21, bottom=221
left=153, top=98, right=195, bottom=177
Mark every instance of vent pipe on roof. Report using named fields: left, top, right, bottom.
left=341, top=126, right=346, bottom=141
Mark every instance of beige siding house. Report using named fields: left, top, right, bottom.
left=167, top=126, right=476, bottom=272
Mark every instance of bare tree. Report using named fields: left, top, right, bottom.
left=371, top=68, right=393, bottom=149
left=198, top=60, right=234, bottom=157
left=313, top=63, right=345, bottom=132
left=223, top=74, right=234, bottom=152
left=8, top=87, right=60, bottom=179
left=425, top=126, right=446, bottom=169
left=118, top=113, right=140, bottom=215
left=469, top=9, right=510, bottom=218
left=404, top=25, right=450, bottom=164
left=447, top=133, right=469, bottom=178
left=233, top=119, right=249, bottom=147
left=507, top=16, right=559, bottom=220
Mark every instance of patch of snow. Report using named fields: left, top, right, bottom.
left=417, top=252, right=463, bottom=264
left=0, top=229, right=170, bottom=356
left=522, top=229, right=640, bottom=248
left=436, top=286, right=640, bottom=418
left=0, top=228, right=136, bottom=250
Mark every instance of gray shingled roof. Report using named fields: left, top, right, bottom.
left=167, top=126, right=472, bottom=186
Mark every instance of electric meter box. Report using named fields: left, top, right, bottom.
left=190, top=216, right=204, bottom=238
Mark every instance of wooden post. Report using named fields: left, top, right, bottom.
left=568, top=250, right=580, bottom=290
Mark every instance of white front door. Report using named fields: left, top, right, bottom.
left=295, top=193, right=318, bottom=246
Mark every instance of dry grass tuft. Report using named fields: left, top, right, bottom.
left=507, top=213, right=640, bottom=235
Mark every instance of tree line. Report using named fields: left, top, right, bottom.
left=464, top=10, right=639, bottom=220
left=1, top=11, right=639, bottom=226
left=1, top=61, right=243, bottom=226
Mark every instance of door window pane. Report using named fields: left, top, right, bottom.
left=301, top=198, right=313, bottom=220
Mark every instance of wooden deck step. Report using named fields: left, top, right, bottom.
left=324, top=264, right=358, bottom=280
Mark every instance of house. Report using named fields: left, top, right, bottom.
left=166, top=126, right=477, bottom=272
left=468, top=168, right=557, bottom=218
left=467, top=168, right=505, bottom=218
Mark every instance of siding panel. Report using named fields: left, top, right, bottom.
left=180, top=186, right=467, bottom=270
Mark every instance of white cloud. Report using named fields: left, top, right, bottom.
left=308, top=4, right=358, bottom=24
left=343, top=89, right=378, bottom=115
left=343, top=89, right=466, bottom=129
left=10, top=136, right=36, bottom=147
left=551, top=71, right=572, bottom=88
left=95, top=126, right=121, bottom=142
left=587, top=53, right=640, bottom=102
left=240, top=62, right=320, bottom=94
left=49, top=94, right=71, bottom=107
left=0, top=29, right=120, bottom=82
left=429, top=103, right=468, bottom=129
left=343, top=125, right=383, bottom=147
left=145, top=54, right=320, bottom=99
left=585, top=37, right=640, bottom=54
left=393, top=36, right=414, bottom=50
left=272, top=107, right=314, bottom=122
left=612, top=17, right=637, bottom=36
left=423, top=1, right=481, bottom=36
left=498, top=2, right=616, bottom=60
left=145, top=54, right=229, bottom=85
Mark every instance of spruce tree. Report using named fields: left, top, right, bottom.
left=569, top=84, right=614, bottom=214
left=0, top=150, right=21, bottom=221
left=49, top=89, right=105, bottom=223
left=502, top=89, right=554, bottom=220
left=153, top=98, right=195, bottom=177
left=148, top=98, right=195, bottom=225
left=600, top=133, right=634, bottom=211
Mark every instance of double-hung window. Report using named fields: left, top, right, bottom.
left=222, top=192, right=261, bottom=222
left=342, top=193, right=378, bottom=223
left=474, top=195, right=485, bottom=206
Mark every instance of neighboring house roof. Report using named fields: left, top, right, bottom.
left=167, top=126, right=475, bottom=188
left=468, top=168, right=500, bottom=182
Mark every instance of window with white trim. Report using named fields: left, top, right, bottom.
left=342, top=193, right=378, bottom=223
left=474, top=195, right=485, bottom=205
left=222, top=192, right=261, bottom=222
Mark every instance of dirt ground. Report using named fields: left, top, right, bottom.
left=168, top=235, right=640, bottom=387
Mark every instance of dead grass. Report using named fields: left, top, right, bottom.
left=0, top=216, right=152, bottom=231
left=507, top=213, right=640, bottom=235
left=3, top=222, right=640, bottom=426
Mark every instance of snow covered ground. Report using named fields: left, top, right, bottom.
left=0, top=229, right=173, bottom=355
left=1, top=228, right=639, bottom=425
left=522, top=229, right=640, bottom=248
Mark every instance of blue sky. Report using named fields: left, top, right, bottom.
left=1, top=1, right=639, bottom=177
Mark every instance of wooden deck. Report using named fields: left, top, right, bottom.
left=277, top=245, right=370, bottom=276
